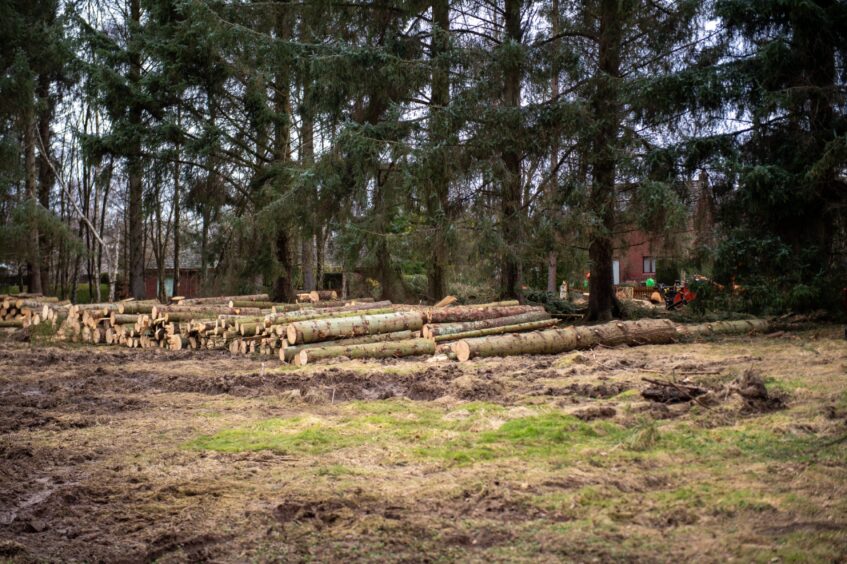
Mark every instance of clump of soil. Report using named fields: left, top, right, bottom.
left=639, top=368, right=786, bottom=414
left=573, top=406, right=617, bottom=421
left=729, top=368, right=786, bottom=413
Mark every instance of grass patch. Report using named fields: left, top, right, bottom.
left=187, top=417, right=364, bottom=454
left=185, top=400, right=847, bottom=473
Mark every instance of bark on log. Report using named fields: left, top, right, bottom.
left=454, top=318, right=770, bottom=362
left=118, top=301, right=157, bottom=314
left=110, top=313, right=140, bottom=325
left=423, top=311, right=551, bottom=338
left=180, top=294, right=270, bottom=305
left=678, top=319, right=770, bottom=338
left=287, top=311, right=425, bottom=344
left=455, top=319, right=680, bottom=361
left=309, top=290, right=338, bottom=302
left=151, top=305, right=261, bottom=318
left=227, top=300, right=285, bottom=309
left=279, top=330, right=416, bottom=362
left=467, top=300, right=520, bottom=308
left=426, top=305, right=543, bottom=324
left=433, top=318, right=558, bottom=342
left=266, top=302, right=393, bottom=326
left=297, top=338, right=435, bottom=365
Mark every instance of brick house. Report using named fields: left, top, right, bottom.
left=613, top=173, right=715, bottom=285
left=143, top=248, right=207, bottom=299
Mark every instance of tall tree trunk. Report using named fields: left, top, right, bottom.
left=200, top=207, right=209, bottom=283
left=545, top=0, right=560, bottom=294
left=23, top=108, right=43, bottom=294
left=302, top=235, right=315, bottom=291
left=274, top=230, right=296, bottom=302
left=271, top=2, right=294, bottom=299
left=173, top=144, right=181, bottom=297
left=36, top=74, right=53, bottom=293
left=500, top=0, right=523, bottom=299
left=587, top=0, right=622, bottom=321
left=128, top=0, right=144, bottom=298
left=315, top=226, right=326, bottom=290
left=426, top=0, right=451, bottom=302
left=300, top=66, right=316, bottom=292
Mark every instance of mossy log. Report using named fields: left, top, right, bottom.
left=423, top=311, right=551, bottom=338
left=279, top=330, right=416, bottom=362
left=433, top=318, right=559, bottom=342
left=426, top=305, right=543, bottom=324
left=454, top=318, right=770, bottom=362
left=297, top=338, right=435, bottom=365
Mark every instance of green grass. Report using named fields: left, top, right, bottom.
left=187, top=417, right=364, bottom=454
left=185, top=400, right=847, bottom=474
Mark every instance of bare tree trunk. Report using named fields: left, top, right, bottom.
left=173, top=123, right=181, bottom=297
left=23, top=108, right=43, bottom=294
left=36, top=74, right=53, bottom=293
left=546, top=0, right=560, bottom=294
left=315, top=226, right=326, bottom=290
left=274, top=229, right=296, bottom=302
left=302, top=235, right=315, bottom=291
left=271, top=2, right=294, bottom=301
left=128, top=0, right=145, bottom=298
left=426, top=0, right=451, bottom=302
left=587, top=0, right=623, bottom=321
left=500, top=0, right=523, bottom=300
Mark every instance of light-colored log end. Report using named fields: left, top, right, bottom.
left=455, top=340, right=471, bottom=362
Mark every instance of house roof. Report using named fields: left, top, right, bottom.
left=144, top=245, right=207, bottom=271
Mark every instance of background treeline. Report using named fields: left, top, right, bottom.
left=1, top=0, right=845, bottom=318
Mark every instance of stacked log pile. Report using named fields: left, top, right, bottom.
left=2, top=292, right=772, bottom=366
left=0, top=294, right=68, bottom=329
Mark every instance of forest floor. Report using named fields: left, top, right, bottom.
left=1, top=327, right=846, bottom=562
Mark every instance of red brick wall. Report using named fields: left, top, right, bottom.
left=615, top=231, right=663, bottom=284
left=143, top=270, right=202, bottom=299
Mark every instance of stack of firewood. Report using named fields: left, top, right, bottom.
left=5, top=291, right=771, bottom=365
left=0, top=294, right=69, bottom=329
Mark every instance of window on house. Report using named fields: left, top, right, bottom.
left=643, top=256, right=656, bottom=274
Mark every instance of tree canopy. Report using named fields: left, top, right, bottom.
left=0, top=0, right=844, bottom=316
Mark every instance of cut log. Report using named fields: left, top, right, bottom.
left=423, top=311, right=551, bottom=339
left=309, top=290, right=338, bottom=302
left=266, top=302, right=393, bottom=326
left=151, top=305, right=261, bottom=318
left=433, top=295, right=457, bottom=308
left=179, top=294, right=270, bottom=305
left=467, top=300, right=520, bottom=308
left=677, top=319, right=770, bottom=338
left=287, top=311, right=425, bottom=345
left=110, top=313, right=140, bottom=325
left=433, top=318, right=559, bottom=342
left=454, top=318, right=770, bottom=362
left=279, top=330, right=416, bottom=362
left=118, top=301, right=158, bottom=314
left=426, top=305, right=543, bottom=324
left=227, top=300, right=284, bottom=309
left=297, top=338, right=435, bottom=365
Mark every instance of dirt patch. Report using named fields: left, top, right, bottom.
left=0, top=330, right=845, bottom=562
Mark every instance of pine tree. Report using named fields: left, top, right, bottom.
left=711, top=0, right=847, bottom=301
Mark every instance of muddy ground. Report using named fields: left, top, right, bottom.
left=1, top=328, right=846, bottom=562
